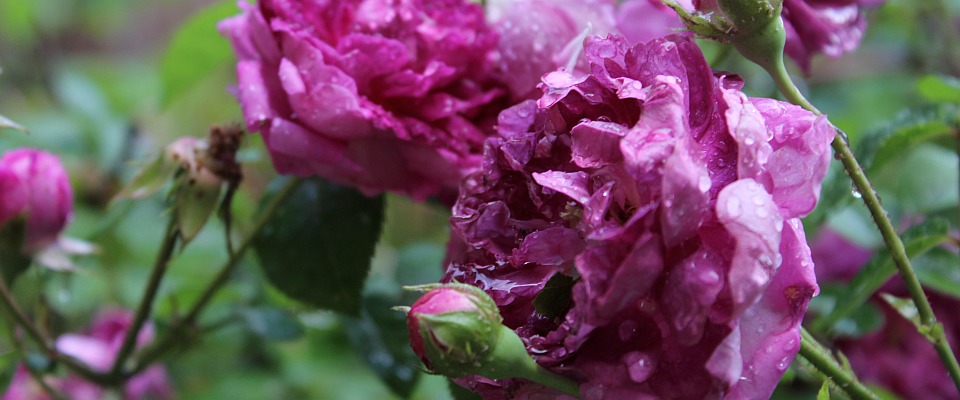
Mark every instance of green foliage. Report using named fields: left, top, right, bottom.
left=114, top=152, right=176, bottom=201
left=0, top=219, right=31, bottom=284
left=813, top=219, right=952, bottom=334
left=856, top=103, right=959, bottom=174
left=174, top=174, right=222, bottom=244
left=159, top=1, right=238, bottom=109
left=342, top=293, right=421, bottom=398
left=817, top=381, right=830, bottom=400
left=917, top=75, right=960, bottom=103
left=253, top=178, right=385, bottom=315
left=807, top=284, right=885, bottom=339
left=913, top=247, right=960, bottom=299
left=533, top=273, right=575, bottom=320
left=239, top=306, right=305, bottom=342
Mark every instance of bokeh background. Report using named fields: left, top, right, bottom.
left=0, top=0, right=957, bottom=398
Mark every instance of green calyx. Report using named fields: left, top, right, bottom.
left=417, top=307, right=502, bottom=377
left=665, top=0, right=788, bottom=72
left=412, top=283, right=581, bottom=397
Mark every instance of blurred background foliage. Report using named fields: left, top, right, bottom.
left=0, top=0, right=956, bottom=398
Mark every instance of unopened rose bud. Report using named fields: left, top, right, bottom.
left=404, top=284, right=581, bottom=396
left=406, top=284, right=502, bottom=376
left=0, top=149, right=73, bottom=253
left=667, top=0, right=788, bottom=71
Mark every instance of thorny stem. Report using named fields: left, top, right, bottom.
left=798, top=328, right=877, bottom=400
left=108, top=214, right=179, bottom=379
left=763, top=53, right=960, bottom=395
left=127, top=178, right=302, bottom=376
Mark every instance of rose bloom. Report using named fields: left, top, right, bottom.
left=219, top=0, right=504, bottom=200
left=489, top=0, right=687, bottom=101
left=0, top=149, right=73, bottom=252
left=441, top=34, right=834, bottom=399
left=810, top=228, right=960, bottom=400
left=3, top=309, right=172, bottom=400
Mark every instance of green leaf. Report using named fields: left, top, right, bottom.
left=533, top=273, right=575, bottom=320
left=914, top=247, right=960, bottom=299
left=917, top=74, right=960, bottom=103
left=239, top=307, right=304, bottom=341
left=0, top=219, right=31, bottom=284
left=159, top=1, right=238, bottom=109
left=813, top=219, right=951, bottom=334
left=253, top=178, right=384, bottom=314
left=342, top=293, right=421, bottom=398
left=113, top=152, right=177, bottom=201
left=817, top=381, right=831, bottom=400
left=878, top=293, right=922, bottom=330
left=807, top=284, right=884, bottom=338
left=855, top=103, right=959, bottom=174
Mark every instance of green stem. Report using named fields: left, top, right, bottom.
left=520, top=365, right=581, bottom=398
left=109, top=215, right=179, bottom=378
left=764, top=56, right=960, bottom=395
left=0, top=261, right=115, bottom=385
left=485, top=326, right=581, bottom=398
left=127, top=178, right=302, bottom=376
left=798, top=328, right=877, bottom=400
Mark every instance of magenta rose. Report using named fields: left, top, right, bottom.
left=489, top=0, right=687, bottom=101
left=219, top=0, right=505, bottom=200
left=441, top=34, right=833, bottom=399
left=0, top=149, right=73, bottom=253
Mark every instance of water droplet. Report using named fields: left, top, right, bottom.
left=700, top=270, right=720, bottom=285
left=726, top=196, right=742, bottom=217
left=698, top=175, right=711, bottom=192
left=623, top=352, right=655, bottom=383
left=851, top=187, right=862, bottom=199
left=744, top=137, right=755, bottom=146
left=783, top=338, right=798, bottom=351
left=755, top=206, right=769, bottom=218
left=776, top=356, right=791, bottom=371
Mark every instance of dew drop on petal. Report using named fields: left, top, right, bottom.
left=623, top=352, right=655, bottom=383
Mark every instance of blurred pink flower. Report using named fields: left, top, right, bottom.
left=2, top=309, right=172, bottom=400
left=442, top=34, right=833, bottom=399
left=781, top=0, right=884, bottom=72
left=0, top=149, right=72, bottom=253
left=219, top=0, right=504, bottom=200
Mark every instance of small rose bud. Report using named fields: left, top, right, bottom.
left=0, top=149, right=73, bottom=252
left=404, top=284, right=581, bottom=396
left=406, top=283, right=502, bottom=377
left=667, top=0, right=788, bottom=71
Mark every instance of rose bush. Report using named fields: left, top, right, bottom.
left=441, top=33, right=834, bottom=399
